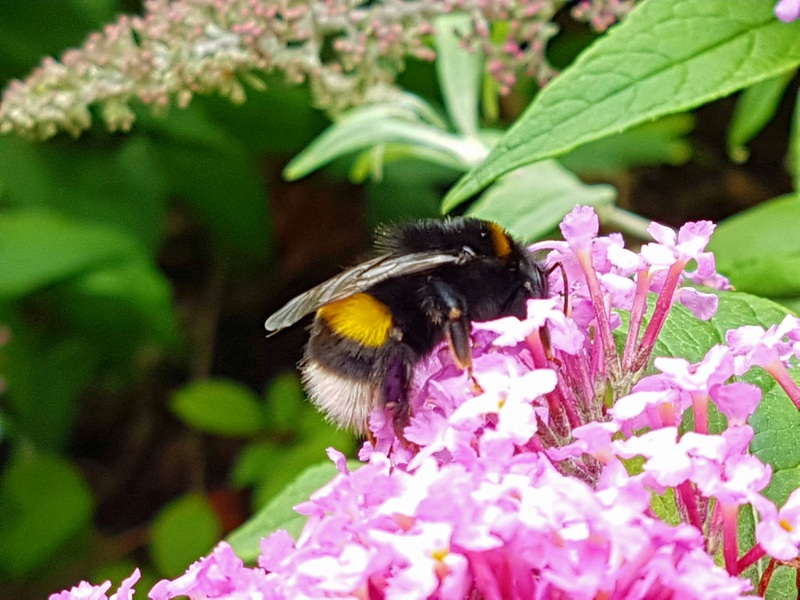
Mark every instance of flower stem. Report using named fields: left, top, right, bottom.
left=632, top=260, right=686, bottom=372
left=765, top=359, right=800, bottom=410
left=721, top=502, right=739, bottom=575
left=736, top=544, right=766, bottom=573
left=676, top=481, right=703, bottom=532
left=691, top=392, right=709, bottom=435
left=757, top=558, right=778, bottom=597
left=576, top=249, right=620, bottom=379
left=622, top=269, right=651, bottom=372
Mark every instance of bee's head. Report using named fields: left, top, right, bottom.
left=519, top=252, right=549, bottom=300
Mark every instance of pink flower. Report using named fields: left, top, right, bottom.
left=756, top=488, right=800, bottom=560
left=559, top=204, right=599, bottom=251
left=50, top=569, right=140, bottom=600
left=149, top=543, right=270, bottom=600
left=775, top=0, right=800, bottom=21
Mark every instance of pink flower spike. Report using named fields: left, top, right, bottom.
left=775, top=0, right=800, bottom=21
left=756, top=488, right=800, bottom=560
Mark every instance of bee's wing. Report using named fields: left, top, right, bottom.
left=264, top=252, right=464, bottom=331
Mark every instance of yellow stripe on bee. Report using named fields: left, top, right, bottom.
left=317, top=293, right=393, bottom=347
left=488, top=222, right=512, bottom=257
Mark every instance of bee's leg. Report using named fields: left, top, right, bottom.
left=427, top=280, right=484, bottom=393
left=427, top=279, right=472, bottom=369
left=540, top=262, right=570, bottom=364
left=545, top=262, right=570, bottom=316
left=383, top=357, right=413, bottom=440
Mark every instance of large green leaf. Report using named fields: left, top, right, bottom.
left=727, top=70, right=796, bottom=162
left=170, top=379, right=267, bottom=437
left=150, top=493, right=222, bottom=577
left=443, top=0, right=800, bottom=210
left=0, top=324, right=95, bottom=450
left=708, top=194, right=800, bottom=297
left=560, top=114, right=694, bottom=175
left=0, top=451, right=92, bottom=577
left=0, top=136, right=167, bottom=253
left=0, top=210, right=155, bottom=299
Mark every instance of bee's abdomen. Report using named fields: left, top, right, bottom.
left=300, top=358, right=378, bottom=433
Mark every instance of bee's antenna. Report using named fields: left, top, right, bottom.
left=545, top=262, right=570, bottom=316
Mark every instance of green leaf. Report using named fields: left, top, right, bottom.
left=751, top=378, right=800, bottom=505
left=150, top=493, right=222, bottom=577
left=765, top=565, right=800, bottom=599
left=0, top=450, right=92, bottom=577
left=231, top=441, right=282, bottom=489
left=434, top=14, right=482, bottom=136
left=728, top=70, right=796, bottom=162
left=791, top=87, right=800, bottom=191
left=709, top=194, right=800, bottom=297
left=443, top=0, right=800, bottom=210
left=0, top=209, right=154, bottom=300
left=198, top=77, right=327, bottom=154
left=466, top=160, right=616, bottom=242
left=707, top=292, right=792, bottom=344
left=284, top=99, right=485, bottom=181
left=264, top=372, right=308, bottom=432
left=50, top=258, right=177, bottom=351
left=171, top=379, right=267, bottom=436
left=560, top=114, right=694, bottom=174
left=650, top=301, right=720, bottom=366
left=0, top=136, right=167, bottom=253
left=0, top=327, right=95, bottom=450
left=646, top=290, right=789, bottom=365
left=227, top=460, right=361, bottom=562
left=351, top=143, right=469, bottom=182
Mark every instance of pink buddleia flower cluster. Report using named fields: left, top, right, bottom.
left=52, top=206, right=800, bottom=598
left=0, top=0, right=638, bottom=140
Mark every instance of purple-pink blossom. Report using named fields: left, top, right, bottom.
left=51, top=206, right=800, bottom=599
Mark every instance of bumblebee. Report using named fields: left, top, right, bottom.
left=264, top=218, right=548, bottom=434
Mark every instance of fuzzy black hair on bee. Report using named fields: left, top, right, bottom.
left=264, top=217, right=548, bottom=435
